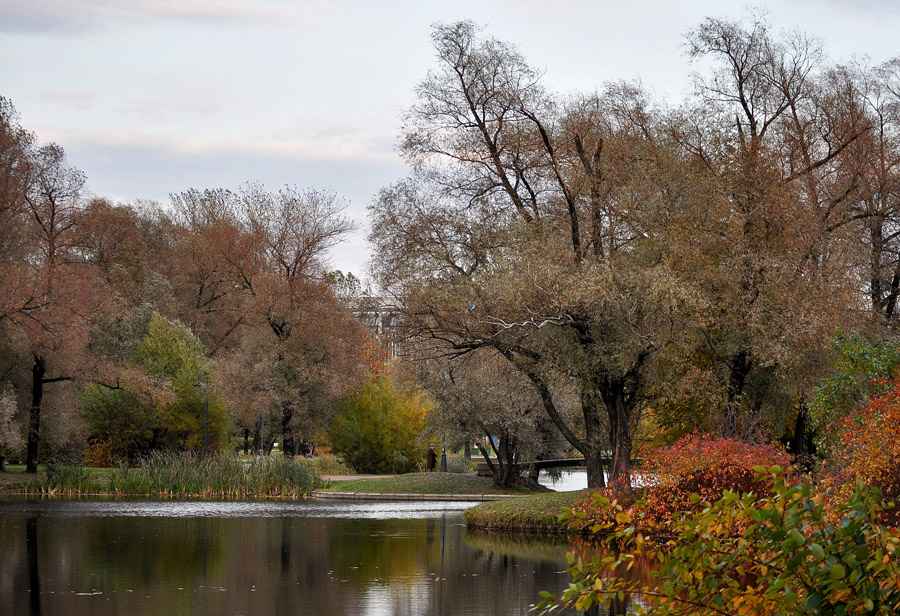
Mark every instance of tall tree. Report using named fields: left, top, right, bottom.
left=668, top=15, right=868, bottom=438
left=15, top=142, right=92, bottom=472
left=371, top=22, right=699, bottom=487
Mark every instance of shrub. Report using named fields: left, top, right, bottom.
left=824, top=377, right=900, bottom=522
left=538, top=472, right=900, bottom=615
left=810, top=333, right=900, bottom=456
left=328, top=376, right=431, bottom=474
left=445, top=452, right=475, bottom=474
left=568, top=434, right=793, bottom=536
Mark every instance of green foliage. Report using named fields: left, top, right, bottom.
left=328, top=376, right=430, bottom=474
left=538, top=471, right=900, bottom=615
left=133, top=312, right=207, bottom=380
left=81, top=313, right=230, bottom=462
left=810, top=333, right=900, bottom=455
left=80, top=386, right=158, bottom=463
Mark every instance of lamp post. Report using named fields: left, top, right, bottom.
left=194, top=371, right=209, bottom=457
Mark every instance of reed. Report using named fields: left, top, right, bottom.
left=25, top=452, right=322, bottom=497
left=31, top=462, right=104, bottom=495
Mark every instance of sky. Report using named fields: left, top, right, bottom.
left=2, top=0, right=899, bottom=279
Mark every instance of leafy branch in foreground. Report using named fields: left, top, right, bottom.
left=534, top=469, right=900, bottom=615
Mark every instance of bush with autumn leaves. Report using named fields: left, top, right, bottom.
left=543, top=388, right=900, bottom=615
left=540, top=470, right=900, bottom=615
left=823, top=376, right=900, bottom=524
left=567, top=433, right=794, bottom=537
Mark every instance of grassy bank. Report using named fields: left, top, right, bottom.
left=463, top=490, right=588, bottom=533
left=14, top=452, right=321, bottom=498
left=321, top=472, right=531, bottom=495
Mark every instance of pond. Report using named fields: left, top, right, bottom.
left=1, top=498, right=590, bottom=616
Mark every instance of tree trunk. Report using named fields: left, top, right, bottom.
left=25, top=356, right=46, bottom=474
left=252, top=417, right=263, bottom=454
left=281, top=405, right=295, bottom=457
left=242, top=428, right=250, bottom=455
left=264, top=434, right=276, bottom=455
left=723, top=350, right=753, bottom=436
left=603, top=383, right=634, bottom=488
left=582, top=388, right=608, bottom=489
left=584, top=450, right=606, bottom=489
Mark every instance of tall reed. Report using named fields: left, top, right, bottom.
left=26, top=452, right=322, bottom=497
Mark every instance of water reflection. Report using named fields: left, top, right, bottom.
left=538, top=470, right=589, bottom=492
left=1, top=499, right=586, bottom=616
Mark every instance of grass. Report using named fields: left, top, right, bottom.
left=463, top=490, right=591, bottom=533
left=321, top=472, right=532, bottom=494
left=0, top=465, right=45, bottom=493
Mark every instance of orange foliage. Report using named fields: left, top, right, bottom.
left=82, top=437, right=118, bottom=468
left=824, top=378, right=900, bottom=522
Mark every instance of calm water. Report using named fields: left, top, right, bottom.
left=538, top=470, right=588, bottom=492
left=1, top=498, right=582, bottom=616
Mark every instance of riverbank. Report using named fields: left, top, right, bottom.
left=462, top=490, right=588, bottom=533
left=0, top=466, right=38, bottom=493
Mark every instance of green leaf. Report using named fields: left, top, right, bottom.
left=810, top=543, right=825, bottom=561
left=806, top=592, right=824, bottom=610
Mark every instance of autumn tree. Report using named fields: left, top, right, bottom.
left=371, top=22, right=702, bottom=488
left=834, top=59, right=900, bottom=326
left=328, top=374, right=431, bottom=474
left=81, top=313, right=229, bottom=463
left=165, top=184, right=372, bottom=454
left=664, top=14, right=869, bottom=441
left=0, top=127, right=95, bottom=472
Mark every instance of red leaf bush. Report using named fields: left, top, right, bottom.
left=569, top=433, right=794, bottom=537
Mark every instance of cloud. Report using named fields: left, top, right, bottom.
left=46, top=128, right=400, bottom=275
left=49, top=130, right=397, bottom=164
left=810, top=0, right=900, bottom=13
left=46, top=128, right=403, bottom=202
left=0, top=0, right=335, bottom=35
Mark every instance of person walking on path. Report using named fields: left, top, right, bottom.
left=426, top=443, right=437, bottom=472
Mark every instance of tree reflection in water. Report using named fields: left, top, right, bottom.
left=2, top=499, right=597, bottom=616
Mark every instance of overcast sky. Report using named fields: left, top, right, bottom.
left=2, top=0, right=899, bottom=278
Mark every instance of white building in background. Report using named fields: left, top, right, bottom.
left=355, top=303, right=402, bottom=358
